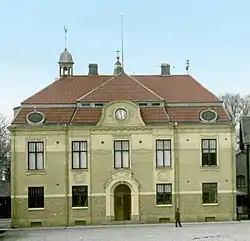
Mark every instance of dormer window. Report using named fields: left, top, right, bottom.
left=151, top=103, right=161, bottom=107
left=139, top=103, right=148, bottom=107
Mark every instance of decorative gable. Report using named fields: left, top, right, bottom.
left=97, top=101, right=145, bottom=127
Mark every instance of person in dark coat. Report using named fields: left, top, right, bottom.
left=175, top=208, right=182, bottom=227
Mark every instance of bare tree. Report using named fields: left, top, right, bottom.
left=0, top=114, right=10, bottom=181
left=219, top=93, right=250, bottom=150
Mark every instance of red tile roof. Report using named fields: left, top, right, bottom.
left=13, top=73, right=230, bottom=125
left=167, top=106, right=229, bottom=122
left=12, top=108, right=75, bottom=124
left=140, top=107, right=170, bottom=123
left=79, top=74, right=163, bottom=101
left=22, top=74, right=219, bottom=104
left=71, top=108, right=101, bottom=123
left=12, top=106, right=230, bottom=125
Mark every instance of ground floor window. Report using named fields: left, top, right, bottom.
left=72, top=186, right=88, bottom=207
left=28, top=187, right=44, bottom=208
left=156, top=183, right=172, bottom=205
left=202, top=183, right=217, bottom=204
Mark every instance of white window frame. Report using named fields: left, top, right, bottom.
left=156, top=139, right=172, bottom=167
left=114, top=140, right=130, bottom=168
left=27, top=141, right=45, bottom=170
left=72, top=141, right=88, bottom=169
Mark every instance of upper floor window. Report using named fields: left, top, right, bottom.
left=72, top=141, right=87, bottom=169
left=201, top=139, right=217, bottom=166
left=156, top=183, right=172, bottom=205
left=28, top=186, right=44, bottom=208
left=72, top=186, right=88, bottom=207
left=114, top=140, right=130, bottom=168
left=28, top=142, right=44, bottom=170
left=202, top=183, right=217, bottom=204
left=156, top=140, right=171, bottom=167
left=237, top=175, right=246, bottom=188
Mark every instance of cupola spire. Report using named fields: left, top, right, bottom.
left=114, top=49, right=123, bottom=75
left=58, top=26, right=74, bottom=77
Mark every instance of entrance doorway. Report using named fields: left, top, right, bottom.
left=114, top=184, right=131, bottom=221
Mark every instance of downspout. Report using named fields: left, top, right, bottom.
left=230, top=125, right=236, bottom=220
left=11, top=128, right=16, bottom=227
left=89, top=131, right=93, bottom=224
left=173, top=122, right=180, bottom=208
left=246, top=144, right=250, bottom=219
left=65, top=125, right=69, bottom=227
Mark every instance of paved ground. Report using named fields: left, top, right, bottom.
left=1, top=222, right=250, bottom=240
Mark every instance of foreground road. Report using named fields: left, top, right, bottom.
left=2, top=222, right=249, bottom=240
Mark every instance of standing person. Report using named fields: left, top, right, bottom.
left=175, top=208, right=182, bottom=227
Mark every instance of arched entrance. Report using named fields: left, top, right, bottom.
left=114, top=184, right=131, bottom=221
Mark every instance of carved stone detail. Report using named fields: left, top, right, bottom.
left=104, top=168, right=140, bottom=217
left=157, top=171, right=168, bottom=181
left=91, top=149, right=112, bottom=155
left=73, top=172, right=86, bottom=183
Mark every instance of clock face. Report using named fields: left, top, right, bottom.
left=115, top=108, right=127, bottom=120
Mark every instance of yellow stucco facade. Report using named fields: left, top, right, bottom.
left=10, top=101, right=236, bottom=227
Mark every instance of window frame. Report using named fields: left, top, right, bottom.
left=28, top=141, right=44, bottom=170
left=202, top=182, right=218, bottom=204
left=156, top=183, right=172, bottom=205
left=156, top=139, right=172, bottom=167
left=72, top=185, right=88, bottom=208
left=28, top=186, right=44, bottom=209
left=72, top=141, right=88, bottom=169
left=201, top=139, right=217, bottom=167
left=237, top=175, right=246, bottom=188
left=114, top=140, right=130, bottom=168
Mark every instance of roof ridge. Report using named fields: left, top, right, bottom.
left=127, top=74, right=164, bottom=100
left=77, top=75, right=118, bottom=101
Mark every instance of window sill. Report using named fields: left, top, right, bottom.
left=202, top=203, right=218, bottom=206
left=26, top=170, right=46, bottom=175
left=72, top=207, right=88, bottom=210
left=200, top=166, right=219, bottom=171
left=155, top=166, right=172, bottom=170
left=71, top=169, right=88, bottom=172
left=28, top=208, right=45, bottom=211
left=156, top=204, right=172, bottom=207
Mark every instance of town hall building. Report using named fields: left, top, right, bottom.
left=10, top=46, right=236, bottom=227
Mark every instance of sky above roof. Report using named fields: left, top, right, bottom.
left=0, top=0, right=249, bottom=119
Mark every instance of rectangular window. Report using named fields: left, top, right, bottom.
left=202, top=183, right=218, bottom=204
left=114, top=140, right=130, bottom=168
left=156, top=140, right=171, bottom=167
left=72, top=186, right=88, bottom=207
left=201, top=139, right=217, bottom=166
left=72, top=141, right=87, bottom=169
left=28, top=187, right=44, bottom=208
left=28, top=142, right=44, bottom=170
left=156, top=183, right=172, bottom=205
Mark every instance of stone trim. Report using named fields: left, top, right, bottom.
left=104, top=169, right=140, bottom=216
left=11, top=189, right=236, bottom=199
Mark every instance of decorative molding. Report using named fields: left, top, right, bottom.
left=104, top=168, right=140, bottom=189
left=73, top=172, right=86, bottom=183
left=91, top=149, right=112, bottom=155
left=97, top=100, right=145, bottom=127
left=133, top=149, right=152, bottom=154
left=157, top=171, right=169, bottom=181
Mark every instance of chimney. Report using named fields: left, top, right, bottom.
left=161, top=63, right=171, bottom=76
left=88, top=63, right=98, bottom=76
